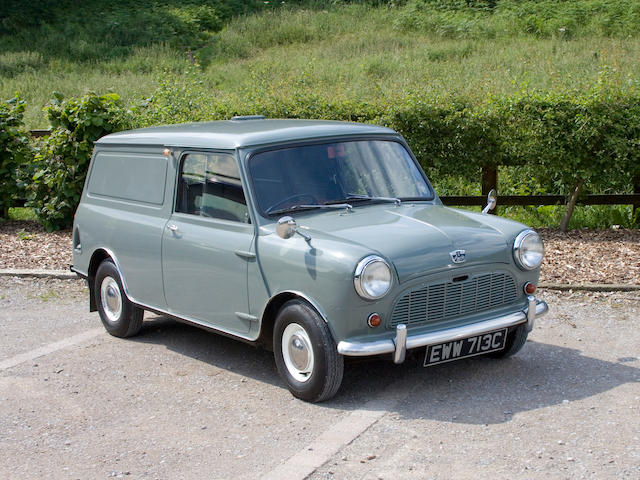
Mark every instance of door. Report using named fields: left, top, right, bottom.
left=162, top=152, right=255, bottom=335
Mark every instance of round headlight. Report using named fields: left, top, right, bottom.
left=514, top=230, right=544, bottom=270
left=354, top=255, right=392, bottom=300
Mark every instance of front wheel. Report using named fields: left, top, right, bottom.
left=273, top=300, right=344, bottom=402
left=95, top=259, right=144, bottom=338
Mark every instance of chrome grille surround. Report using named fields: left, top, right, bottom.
left=388, top=271, right=519, bottom=328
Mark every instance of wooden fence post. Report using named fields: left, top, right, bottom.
left=634, top=175, right=640, bottom=222
left=481, top=165, right=498, bottom=214
left=560, top=179, right=585, bottom=232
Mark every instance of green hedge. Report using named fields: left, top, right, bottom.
left=0, top=96, right=31, bottom=217
left=24, top=92, right=130, bottom=230
left=139, top=75, right=640, bottom=194
left=3, top=81, right=639, bottom=229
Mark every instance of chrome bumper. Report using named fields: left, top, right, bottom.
left=337, top=295, right=548, bottom=364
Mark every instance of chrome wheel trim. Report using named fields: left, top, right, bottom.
left=281, top=323, right=314, bottom=383
left=100, top=276, right=122, bottom=323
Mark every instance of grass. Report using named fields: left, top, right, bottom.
left=26, top=289, right=59, bottom=302
left=2, top=2, right=640, bottom=127
left=16, top=229, right=34, bottom=240
left=1, top=0, right=639, bottom=229
left=8, top=207, right=38, bottom=221
left=0, top=45, right=185, bottom=127
left=206, top=31, right=640, bottom=103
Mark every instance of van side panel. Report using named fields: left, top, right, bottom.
left=88, top=151, right=167, bottom=205
left=73, top=146, right=175, bottom=309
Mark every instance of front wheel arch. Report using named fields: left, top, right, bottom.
left=256, top=291, right=331, bottom=351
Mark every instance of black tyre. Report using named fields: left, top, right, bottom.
left=489, top=324, right=529, bottom=359
left=273, top=300, right=344, bottom=402
left=95, top=259, right=143, bottom=338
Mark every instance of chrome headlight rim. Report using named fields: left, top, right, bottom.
left=354, top=255, right=393, bottom=300
left=513, top=229, right=544, bottom=271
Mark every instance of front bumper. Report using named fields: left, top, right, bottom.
left=337, top=295, right=548, bottom=364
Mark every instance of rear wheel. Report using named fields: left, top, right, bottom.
left=489, top=324, right=529, bottom=358
left=273, top=300, right=344, bottom=402
left=95, top=259, right=143, bottom=338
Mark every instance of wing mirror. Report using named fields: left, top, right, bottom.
left=276, top=216, right=311, bottom=242
left=482, top=189, right=497, bottom=214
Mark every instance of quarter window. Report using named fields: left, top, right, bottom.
left=177, top=153, right=250, bottom=223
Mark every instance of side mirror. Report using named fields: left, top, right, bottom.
left=482, top=189, right=497, bottom=214
left=277, top=216, right=312, bottom=242
left=276, top=216, right=297, bottom=239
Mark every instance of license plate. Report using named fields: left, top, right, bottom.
left=423, top=328, right=508, bottom=367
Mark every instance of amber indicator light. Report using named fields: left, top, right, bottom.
left=367, top=313, right=382, bottom=328
left=524, top=282, right=536, bottom=294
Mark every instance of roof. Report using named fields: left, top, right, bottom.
left=96, top=119, right=397, bottom=149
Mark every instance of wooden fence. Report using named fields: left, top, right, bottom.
left=440, top=194, right=640, bottom=209
left=447, top=165, right=640, bottom=217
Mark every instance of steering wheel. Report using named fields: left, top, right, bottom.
left=266, top=193, right=318, bottom=213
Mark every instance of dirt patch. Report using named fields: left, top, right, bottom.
left=0, top=221, right=72, bottom=271
left=539, top=227, right=640, bottom=285
left=1, top=221, right=638, bottom=285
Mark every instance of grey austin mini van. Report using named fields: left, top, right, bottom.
left=71, top=117, right=548, bottom=402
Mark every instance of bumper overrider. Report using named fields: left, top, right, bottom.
left=337, top=295, right=548, bottom=364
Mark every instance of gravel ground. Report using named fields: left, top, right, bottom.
left=1, top=278, right=639, bottom=479
left=1, top=220, right=639, bottom=285
left=0, top=277, right=89, bottom=360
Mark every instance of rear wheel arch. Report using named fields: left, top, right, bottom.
left=87, top=250, right=111, bottom=311
left=94, top=258, right=143, bottom=338
left=87, top=249, right=129, bottom=312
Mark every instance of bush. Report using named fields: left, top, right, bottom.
left=134, top=70, right=640, bottom=229
left=25, top=92, right=130, bottom=230
left=135, top=71, right=640, bottom=190
left=0, top=96, right=31, bottom=217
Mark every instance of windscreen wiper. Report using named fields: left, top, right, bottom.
left=267, top=203, right=353, bottom=216
left=325, top=194, right=401, bottom=206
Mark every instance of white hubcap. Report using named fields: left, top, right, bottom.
left=282, top=323, right=314, bottom=383
left=100, top=276, right=122, bottom=323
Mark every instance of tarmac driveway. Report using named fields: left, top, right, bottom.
left=0, top=278, right=638, bottom=479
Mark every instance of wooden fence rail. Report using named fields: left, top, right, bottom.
left=440, top=194, right=640, bottom=208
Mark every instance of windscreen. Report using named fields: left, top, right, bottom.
left=249, top=140, right=432, bottom=215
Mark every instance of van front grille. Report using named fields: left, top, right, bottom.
left=388, top=272, right=518, bottom=328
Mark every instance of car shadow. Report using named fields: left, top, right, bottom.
left=132, top=315, right=639, bottom=425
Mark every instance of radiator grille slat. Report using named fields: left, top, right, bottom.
left=389, top=272, right=518, bottom=328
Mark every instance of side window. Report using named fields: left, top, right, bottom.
left=176, top=153, right=250, bottom=223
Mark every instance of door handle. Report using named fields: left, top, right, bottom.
left=166, top=224, right=179, bottom=232
left=234, top=250, right=256, bottom=260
